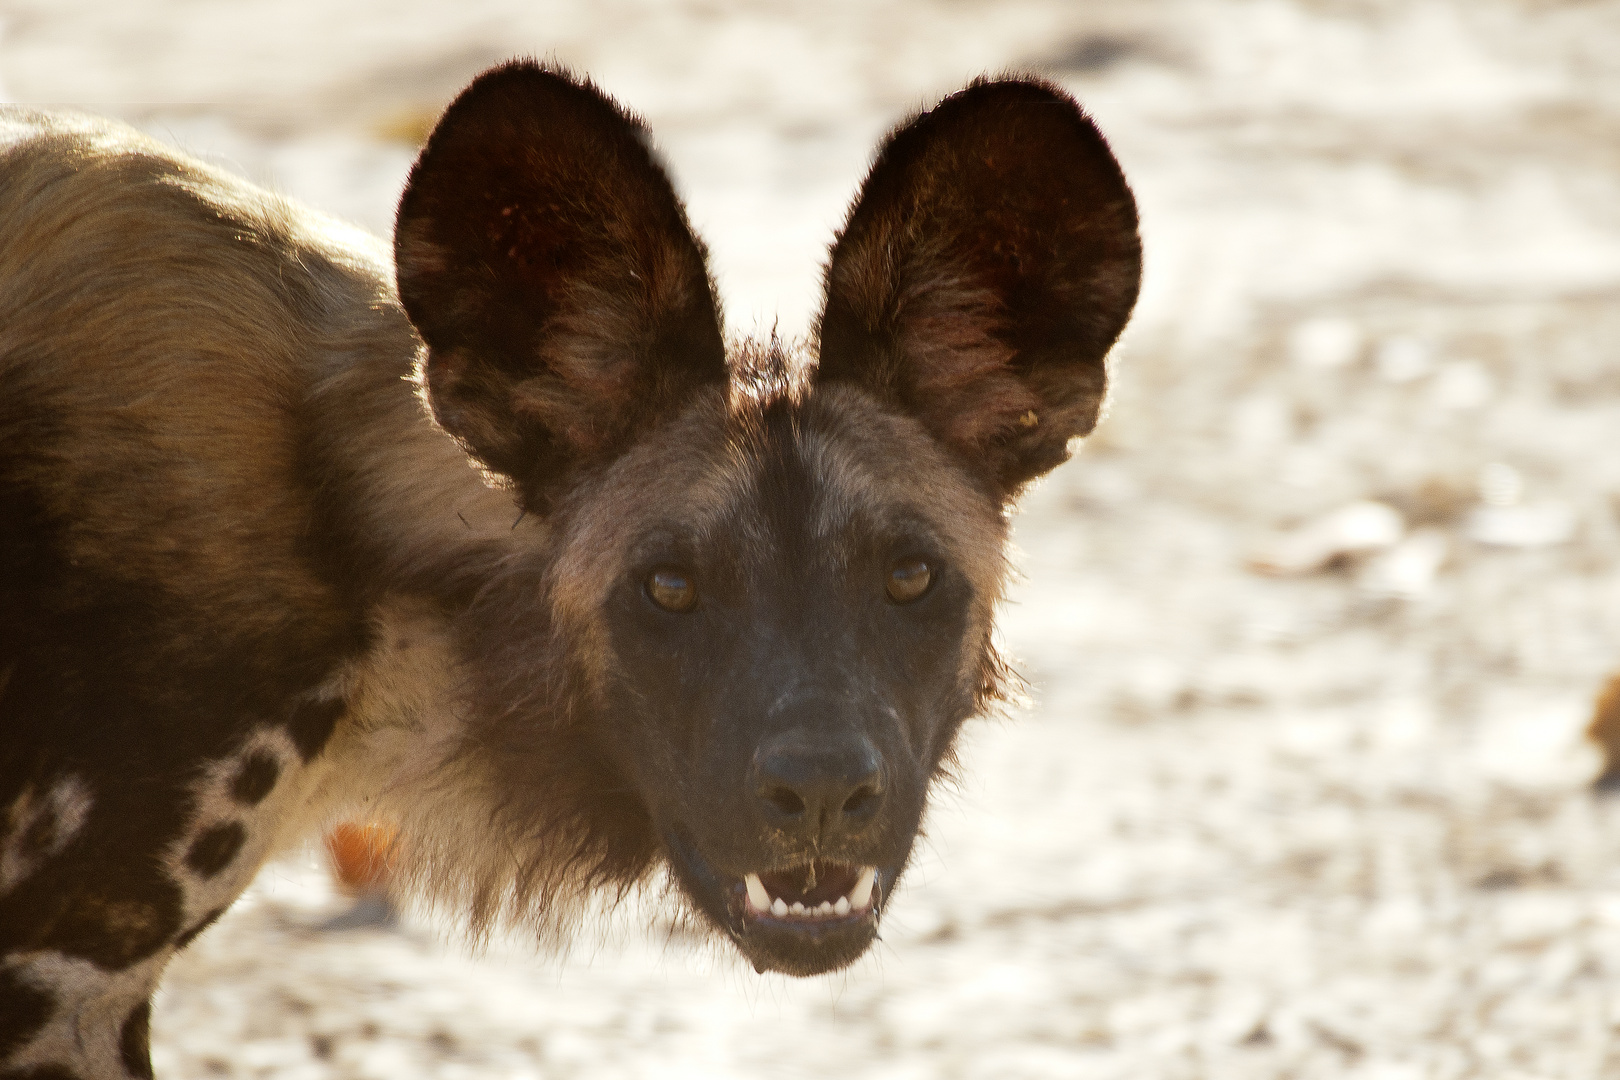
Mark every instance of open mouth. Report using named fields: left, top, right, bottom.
left=742, top=861, right=878, bottom=922
left=662, top=827, right=891, bottom=975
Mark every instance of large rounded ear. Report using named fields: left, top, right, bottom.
left=815, top=77, right=1141, bottom=501
left=395, top=62, right=726, bottom=502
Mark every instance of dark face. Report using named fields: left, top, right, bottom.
left=394, top=63, right=1138, bottom=975
left=551, top=387, right=1007, bottom=975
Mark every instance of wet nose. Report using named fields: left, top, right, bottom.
left=751, top=730, right=885, bottom=840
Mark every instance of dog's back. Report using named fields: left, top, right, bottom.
left=0, top=109, right=403, bottom=633
left=0, top=113, right=418, bottom=1076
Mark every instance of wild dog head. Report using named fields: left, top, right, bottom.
left=394, top=62, right=1140, bottom=976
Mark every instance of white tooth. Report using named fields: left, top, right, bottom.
left=790, top=901, right=806, bottom=915
left=834, top=896, right=851, bottom=916
left=745, top=874, right=771, bottom=912
left=849, top=867, right=876, bottom=910
left=771, top=897, right=788, bottom=917
left=817, top=901, right=834, bottom=916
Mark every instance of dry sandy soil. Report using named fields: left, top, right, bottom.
left=6, top=1, right=1620, bottom=1076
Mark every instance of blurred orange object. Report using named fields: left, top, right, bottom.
left=325, top=822, right=398, bottom=895
left=1589, top=674, right=1620, bottom=792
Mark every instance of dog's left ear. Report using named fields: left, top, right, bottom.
left=815, top=78, right=1141, bottom=501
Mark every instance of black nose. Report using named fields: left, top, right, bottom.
left=751, top=729, right=885, bottom=840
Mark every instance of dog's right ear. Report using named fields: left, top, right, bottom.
left=395, top=62, right=726, bottom=502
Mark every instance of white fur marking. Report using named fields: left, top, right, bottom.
left=163, top=728, right=312, bottom=933
left=0, top=774, right=93, bottom=894
left=2, top=949, right=167, bottom=1076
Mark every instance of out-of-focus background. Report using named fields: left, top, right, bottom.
left=7, top=0, right=1620, bottom=1076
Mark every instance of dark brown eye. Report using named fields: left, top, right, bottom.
left=886, top=558, right=933, bottom=604
left=646, top=567, right=698, bottom=613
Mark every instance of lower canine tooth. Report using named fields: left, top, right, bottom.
left=849, top=867, right=876, bottom=910
left=745, top=874, right=771, bottom=912
left=771, top=898, right=788, bottom=917
left=834, top=896, right=851, bottom=916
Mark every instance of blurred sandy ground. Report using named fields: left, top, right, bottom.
left=6, top=1, right=1620, bottom=1076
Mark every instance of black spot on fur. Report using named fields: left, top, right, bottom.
left=119, top=1001, right=153, bottom=1079
left=230, top=753, right=280, bottom=806
left=185, top=823, right=246, bottom=879
left=285, top=698, right=345, bottom=761
left=0, top=482, right=328, bottom=973
left=172, top=906, right=227, bottom=951
left=0, top=971, right=54, bottom=1058
left=21, top=879, right=187, bottom=972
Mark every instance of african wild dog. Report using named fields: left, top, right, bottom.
left=0, top=63, right=1140, bottom=1076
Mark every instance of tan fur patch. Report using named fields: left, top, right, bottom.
left=0, top=776, right=92, bottom=896
left=0, top=109, right=396, bottom=644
